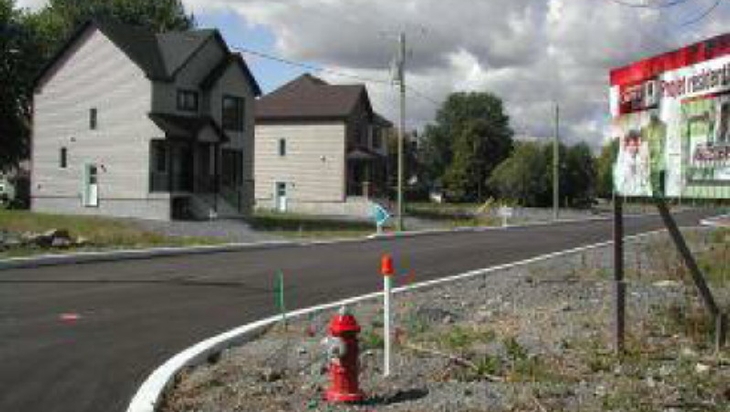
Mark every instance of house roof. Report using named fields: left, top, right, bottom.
left=255, top=73, right=372, bottom=121
left=34, top=18, right=261, bottom=96
left=148, top=112, right=229, bottom=142
left=199, top=53, right=262, bottom=96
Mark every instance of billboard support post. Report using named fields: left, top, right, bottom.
left=612, top=195, right=625, bottom=354
left=654, top=197, right=726, bottom=350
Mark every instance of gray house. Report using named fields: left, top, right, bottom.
left=32, top=19, right=261, bottom=220
left=255, top=74, right=392, bottom=216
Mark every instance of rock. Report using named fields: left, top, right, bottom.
left=51, top=237, right=72, bottom=248
left=680, top=347, right=697, bottom=358
left=653, top=280, right=681, bottom=288
left=260, top=368, right=282, bottom=382
left=695, top=363, right=710, bottom=374
left=44, top=228, right=70, bottom=239
left=646, top=376, right=656, bottom=388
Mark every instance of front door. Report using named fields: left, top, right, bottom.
left=275, top=182, right=287, bottom=212
left=83, top=163, right=99, bottom=207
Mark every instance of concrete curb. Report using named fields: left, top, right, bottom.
left=700, top=213, right=730, bottom=228
left=126, top=228, right=669, bottom=412
left=0, top=241, right=297, bottom=271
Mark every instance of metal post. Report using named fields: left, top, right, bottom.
left=613, top=195, right=625, bottom=353
left=654, top=198, right=725, bottom=349
left=397, top=32, right=406, bottom=232
left=383, top=274, right=392, bottom=376
left=553, top=103, right=560, bottom=221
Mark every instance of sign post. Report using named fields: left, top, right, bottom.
left=371, top=202, right=391, bottom=234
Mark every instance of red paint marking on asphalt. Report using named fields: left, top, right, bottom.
left=59, top=313, right=81, bottom=323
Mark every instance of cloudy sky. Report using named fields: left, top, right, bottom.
left=17, top=0, right=730, bottom=148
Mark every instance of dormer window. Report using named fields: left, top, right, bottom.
left=177, top=89, right=199, bottom=112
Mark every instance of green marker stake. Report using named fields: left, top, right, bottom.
left=277, top=271, right=287, bottom=330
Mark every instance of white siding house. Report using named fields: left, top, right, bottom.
left=32, top=19, right=261, bottom=220
left=255, top=74, right=392, bottom=216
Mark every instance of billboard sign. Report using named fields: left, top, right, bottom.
left=609, top=33, right=730, bottom=199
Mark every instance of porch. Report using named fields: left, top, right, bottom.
left=346, top=147, right=387, bottom=199
left=148, top=113, right=246, bottom=219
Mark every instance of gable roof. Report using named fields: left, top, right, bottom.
left=34, top=18, right=261, bottom=96
left=156, top=29, right=216, bottom=76
left=256, top=73, right=372, bottom=121
left=199, top=53, right=262, bottom=96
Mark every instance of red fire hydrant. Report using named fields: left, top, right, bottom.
left=323, top=306, right=364, bottom=403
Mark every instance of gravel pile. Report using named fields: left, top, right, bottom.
left=161, top=228, right=729, bottom=412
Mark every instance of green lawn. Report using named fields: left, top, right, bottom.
left=0, top=209, right=220, bottom=257
left=247, top=210, right=377, bottom=239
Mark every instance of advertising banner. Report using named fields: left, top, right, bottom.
left=609, top=34, right=730, bottom=199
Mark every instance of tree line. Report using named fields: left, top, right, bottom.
left=406, top=91, right=618, bottom=207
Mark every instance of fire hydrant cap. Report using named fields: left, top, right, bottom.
left=329, top=314, right=361, bottom=335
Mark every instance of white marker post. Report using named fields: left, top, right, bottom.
left=381, top=254, right=394, bottom=376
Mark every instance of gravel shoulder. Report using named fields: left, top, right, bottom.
left=160, top=227, right=729, bottom=412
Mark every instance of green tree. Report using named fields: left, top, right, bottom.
left=563, top=142, right=596, bottom=207
left=490, top=140, right=597, bottom=207
left=1, top=0, right=36, bottom=170
left=488, top=141, right=548, bottom=206
left=596, top=139, right=619, bottom=198
left=0, top=0, right=194, bottom=170
left=420, top=91, right=513, bottom=200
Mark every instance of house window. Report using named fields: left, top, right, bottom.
left=90, top=108, right=97, bottom=130
left=279, top=139, right=286, bottom=156
left=177, top=89, right=199, bottom=112
left=151, top=141, right=167, bottom=173
left=372, top=129, right=382, bottom=149
left=221, top=149, right=243, bottom=187
left=60, top=147, right=67, bottom=168
left=222, top=95, right=244, bottom=131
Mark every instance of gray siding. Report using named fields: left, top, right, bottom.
left=151, top=38, right=225, bottom=115
left=32, top=27, right=166, bottom=219
left=255, top=122, right=346, bottom=204
left=209, top=62, right=257, bottom=214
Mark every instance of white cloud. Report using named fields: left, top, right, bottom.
left=17, top=0, right=730, bottom=148
left=15, top=0, right=46, bottom=11
left=196, top=0, right=728, bottom=148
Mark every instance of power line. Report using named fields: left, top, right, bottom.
left=605, top=0, right=694, bottom=8
left=231, top=45, right=391, bottom=85
left=675, top=0, right=723, bottom=27
left=231, top=44, right=443, bottom=106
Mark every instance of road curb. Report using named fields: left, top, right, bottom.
left=700, top=213, right=730, bottom=228
left=0, top=241, right=296, bottom=271
left=0, top=210, right=710, bottom=271
left=125, top=228, right=671, bottom=412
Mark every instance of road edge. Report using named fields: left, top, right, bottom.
left=0, top=212, right=663, bottom=271
left=126, top=228, right=674, bottom=412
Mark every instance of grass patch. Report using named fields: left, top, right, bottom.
left=247, top=210, right=375, bottom=238
left=0, top=209, right=220, bottom=256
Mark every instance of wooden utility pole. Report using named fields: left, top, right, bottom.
left=553, top=103, right=560, bottom=221
left=396, top=32, right=406, bottom=232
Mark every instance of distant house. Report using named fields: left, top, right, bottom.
left=32, top=19, right=261, bottom=220
left=254, top=74, right=392, bottom=215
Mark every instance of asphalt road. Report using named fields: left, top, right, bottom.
left=0, top=210, right=714, bottom=412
